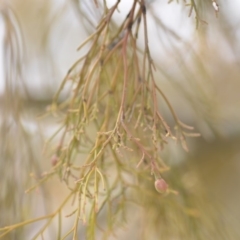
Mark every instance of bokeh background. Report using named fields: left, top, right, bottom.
left=1, top=0, right=240, bottom=239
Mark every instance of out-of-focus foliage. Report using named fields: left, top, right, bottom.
left=0, top=0, right=240, bottom=240
left=0, top=3, right=43, bottom=239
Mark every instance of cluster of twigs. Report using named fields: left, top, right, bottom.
left=0, top=0, right=207, bottom=239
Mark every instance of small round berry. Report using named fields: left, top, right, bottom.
left=51, top=154, right=59, bottom=166
left=154, top=178, right=168, bottom=194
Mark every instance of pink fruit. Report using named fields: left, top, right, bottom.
left=154, top=178, right=168, bottom=194
left=51, top=154, right=59, bottom=166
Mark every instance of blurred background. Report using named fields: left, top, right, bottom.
left=1, top=0, right=240, bottom=239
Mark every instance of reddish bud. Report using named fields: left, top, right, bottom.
left=51, top=154, right=59, bottom=166
left=154, top=178, right=168, bottom=194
